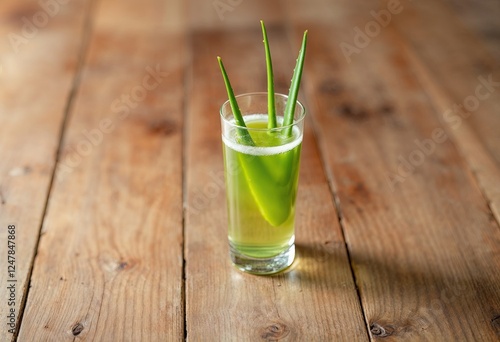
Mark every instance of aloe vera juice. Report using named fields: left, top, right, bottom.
left=222, top=114, right=302, bottom=258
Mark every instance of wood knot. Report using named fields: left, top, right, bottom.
left=491, top=315, right=500, bottom=335
left=319, top=78, right=344, bottom=95
left=117, top=261, right=129, bottom=270
left=370, top=322, right=394, bottom=338
left=114, top=259, right=134, bottom=271
left=9, top=166, right=32, bottom=177
left=473, top=60, right=491, bottom=74
left=379, top=104, right=394, bottom=116
left=71, top=322, right=84, bottom=336
left=102, top=259, right=134, bottom=273
left=148, top=119, right=177, bottom=136
left=337, top=103, right=368, bottom=121
left=260, top=321, right=290, bottom=340
left=7, top=6, right=38, bottom=23
left=353, top=182, right=369, bottom=195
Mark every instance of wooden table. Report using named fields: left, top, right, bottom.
left=1, top=0, right=499, bottom=340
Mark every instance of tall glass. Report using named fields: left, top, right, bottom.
left=220, top=93, right=306, bottom=274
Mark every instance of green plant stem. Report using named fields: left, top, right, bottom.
left=283, top=30, right=308, bottom=137
left=217, top=56, right=254, bottom=146
left=217, top=25, right=308, bottom=227
left=260, top=20, right=277, bottom=129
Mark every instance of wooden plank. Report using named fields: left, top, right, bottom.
left=286, top=0, right=500, bottom=340
left=444, top=0, right=500, bottom=60
left=17, top=0, right=186, bottom=340
left=184, top=22, right=368, bottom=340
left=391, top=0, right=500, bottom=229
left=188, top=0, right=283, bottom=30
left=0, top=0, right=88, bottom=340
left=97, top=0, right=185, bottom=33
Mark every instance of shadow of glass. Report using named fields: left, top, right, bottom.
left=272, top=241, right=500, bottom=338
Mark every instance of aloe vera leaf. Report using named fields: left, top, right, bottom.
left=238, top=146, right=301, bottom=226
left=283, top=30, right=308, bottom=137
left=260, top=20, right=277, bottom=129
left=217, top=56, right=254, bottom=146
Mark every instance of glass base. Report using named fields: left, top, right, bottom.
left=229, top=243, right=295, bottom=275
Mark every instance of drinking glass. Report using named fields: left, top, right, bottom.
left=220, top=92, right=306, bottom=274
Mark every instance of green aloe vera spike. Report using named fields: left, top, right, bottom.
left=217, top=25, right=308, bottom=227
left=238, top=148, right=301, bottom=226
left=260, top=20, right=277, bottom=129
left=217, top=56, right=254, bottom=146
left=283, top=30, right=308, bottom=137
left=217, top=55, right=293, bottom=226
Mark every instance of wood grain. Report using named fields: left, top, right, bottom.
left=1, top=0, right=499, bottom=340
left=17, top=0, right=186, bottom=340
left=184, top=24, right=368, bottom=341
left=445, top=0, right=500, bottom=60
left=391, top=0, right=500, bottom=231
left=286, top=0, right=500, bottom=340
left=0, top=0, right=88, bottom=340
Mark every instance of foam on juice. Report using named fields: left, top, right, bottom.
left=222, top=114, right=303, bottom=156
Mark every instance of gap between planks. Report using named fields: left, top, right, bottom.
left=388, top=3, right=500, bottom=231
left=181, top=30, right=195, bottom=342
left=14, top=0, right=99, bottom=340
left=399, top=35, right=500, bottom=230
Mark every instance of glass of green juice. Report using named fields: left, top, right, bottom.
left=220, top=92, right=306, bottom=274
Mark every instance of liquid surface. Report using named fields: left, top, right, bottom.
left=222, top=114, right=303, bottom=155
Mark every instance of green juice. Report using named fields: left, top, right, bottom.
left=223, top=114, right=302, bottom=259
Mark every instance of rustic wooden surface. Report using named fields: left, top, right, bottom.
left=0, top=0, right=499, bottom=341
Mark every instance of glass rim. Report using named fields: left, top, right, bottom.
left=220, top=92, right=306, bottom=132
